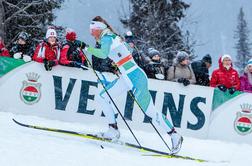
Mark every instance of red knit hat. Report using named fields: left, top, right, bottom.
left=66, top=28, right=77, bottom=41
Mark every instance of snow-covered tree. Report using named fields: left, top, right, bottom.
left=0, top=0, right=64, bottom=46
left=234, top=7, right=251, bottom=74
left=120, top=0, right=191, bottom=63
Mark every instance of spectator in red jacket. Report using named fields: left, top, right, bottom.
left=0, top=37, right=10, bottom=57
left=210, top=54, right=240, bottom=94
left=60, top=28, right=87, bottom=68
left=33, top=28, right=60, bottom=71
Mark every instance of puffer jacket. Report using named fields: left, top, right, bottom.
left=210, top=57, right=240, bottom=90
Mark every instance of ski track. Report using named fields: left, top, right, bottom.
left=0, top=112, right=251, bottom=166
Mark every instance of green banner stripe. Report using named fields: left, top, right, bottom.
left=212, top=88, right=243, bottom=111
left=0, top=57, right=26, bottom=77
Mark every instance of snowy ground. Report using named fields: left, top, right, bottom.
left=0, top=111, right=251, bottom=166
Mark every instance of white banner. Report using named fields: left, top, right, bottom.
left=1, top=61, right=252, bottom=144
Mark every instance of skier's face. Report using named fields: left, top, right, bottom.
left=90, top=28, right=102, bottom=39
left=48, top=37, right=56, bottom=45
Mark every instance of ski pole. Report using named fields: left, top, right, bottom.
left=128, top=91, right=171, bottom=151
left=98, top=71, right=171, bottom=152
left=81, top=52, right=142, bottom=147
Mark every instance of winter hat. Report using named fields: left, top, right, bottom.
left=124, top=31, right=134, bottom=43
left=148, top=48, right=160, bottom=58
left=65, top=28, right=77, bottom=41
left=46, top=28, right=57, bottom=39
left=247, top=58, right=252, bottom=66
left=18, top=32, right=30, bottom=42
left=176, top=51, right=189, bottom=63
left=202, top=54, right=212, bottom=64
left=221, top=54, right=232, bottom=62
left=90, top=21, right=107, bottom=31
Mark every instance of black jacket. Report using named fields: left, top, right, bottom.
left=191, top=60, right=210, bottom=86
left=10, top=43, right=35, bottom=57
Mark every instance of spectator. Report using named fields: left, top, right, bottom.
left=191, top=54, right=212, bottom=86
left=33, top=28, right=60, bottom=71
left=210, top=54, right=240, bottom=94
left=60, top=28, right=87, bottom=68
left=167, top=51, right=196, bottom=86
left=124, top=31, right=145, bottom=68
left=0, top=37, right=10, bottom=57
left=240, top=58, right=252, bottom=93
left=144, top=48, right=168, bottom=80
left=9, top=32, right=34, bottom=62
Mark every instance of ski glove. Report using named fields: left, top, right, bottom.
left=217, top=84, right=227, bottom=92
left=177, top=78, right=185, bottom=83
left=13, top=52, right=22, bottom=59
left=229, top=87, right=236, bottom=95
left=183, top=79, right=190, bottom=86
left=44, top=59, right=56, bottom=71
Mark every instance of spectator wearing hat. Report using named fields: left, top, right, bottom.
left=144, top=48, right=168, bottom=80
left=0, top=37, right=10, bottom=57
left=210, top=54, right=240, bottom=94
left=124, top=31, right=145, bottom=68
left=167, top=51, right=196, bottom=86
left=191, top=54, right=212, bottom=86
left=240, top=58, right=252, bottom=93
left=9, top=31, right=35, bottom=62
left=33, top=28, right=60, bottom=71
left=59, top=28, right=87, bottom=68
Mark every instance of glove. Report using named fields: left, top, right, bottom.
left=229, top=87, right=236, bottom=95
left=13, top=52, right=22, bottom=59
left=177, top=78, right=185, bottom=83
left=70, top=61, right=82, bottom=68
left=74, top=40, right=87, bottom=49
left=155, top=73, right=165, bottom=80
left=183, top=79, right=190, bottom=86
left=23, top=55, right=32, bottom=62
left=44, top=59, right=56, bottom=71
left=217, top=84, right=227, bottom=92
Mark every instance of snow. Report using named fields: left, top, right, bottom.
left=1, top=111, right=252, bottom=166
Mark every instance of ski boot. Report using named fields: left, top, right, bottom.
left=97, top=123, right=120, bottom=141
left=168, top=128, right=183, bottom=155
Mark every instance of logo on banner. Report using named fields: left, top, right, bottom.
left=234, top=104, right=252, bottom=135
left=20, top=72, right=41, bottom=105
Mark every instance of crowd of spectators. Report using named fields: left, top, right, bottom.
left=1, top=28, right=251, bottom=94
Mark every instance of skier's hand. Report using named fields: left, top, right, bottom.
left=229, top=87, right=236, bottom=95
left=217, top=84, right=227, bottom=92
left=182, top=79, right=190, bottom=86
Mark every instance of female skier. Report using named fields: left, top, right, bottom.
left=83, top=16, right=183, bottom=154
